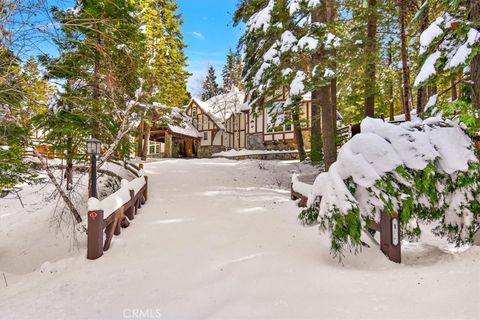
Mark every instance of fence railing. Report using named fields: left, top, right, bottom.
left=110, top=159, right=145, bottom=178
left=87, top=163, right=148, bottom=260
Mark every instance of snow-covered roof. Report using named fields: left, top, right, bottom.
left=204, top=89, right=247, bottom=122
left=167, top=124, right=202, bottom=138
left=164, top=107, right=202, bottom=139
left=190, top=97, right=226, bottom=130
left=189, top=89, right=247, bottom=129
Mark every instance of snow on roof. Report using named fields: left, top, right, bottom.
left=164, top=107, right=202, bottom=138
left=190, top=97, right=226, bottom=130
left=205, top=89, right=247, bottom=122
left=167, top=124, right=202, bottom=139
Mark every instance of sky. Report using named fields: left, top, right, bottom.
left=177, top=0, right=243, bottom=97
left=11, top=0, right=243, bottom=98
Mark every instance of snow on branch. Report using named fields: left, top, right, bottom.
left=301, top=117, right=480, bottom=259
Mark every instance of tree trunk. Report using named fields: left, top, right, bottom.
left=399, top=0, right=412, bottom=121
left=388, top=46, right=395, bottom=121
left=470, top=0, right=480, bottom=109
left=416, top=2, right=429, bottom=114
left=311, top=0, right=337, bottom=169
left=451, top=75, right=458, bottom=101
left=292, top=103, right=306, bottom=161
left=141, top=124, right=151, bottom=161
left=64, top=137, right=74, bottom=191
left=310, top=5, right=327, bottom=163
left=137, top=120, right=144, bottom=157
left=65, top=162, right=74, bottom=191
left=364, top=0, right=377, bottom=118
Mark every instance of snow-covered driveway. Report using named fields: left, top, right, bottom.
left=0, top=159, right=479, bottom=320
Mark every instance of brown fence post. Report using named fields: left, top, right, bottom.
left=126, top=190, right=135, bottom=220
left=380, top=211, right=401, bottom=263
left=87, top=210, right=104, bottom=260
left=143, top=176, right=148, bottom=203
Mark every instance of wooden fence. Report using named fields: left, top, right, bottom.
left=87, top=163, right=148, bottom=260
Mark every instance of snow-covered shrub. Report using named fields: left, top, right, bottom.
left=300, top=117, right=480, bottom=260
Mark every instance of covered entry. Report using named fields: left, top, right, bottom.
left=149, top=126, right=201, bottom=158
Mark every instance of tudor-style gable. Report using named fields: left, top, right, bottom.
left=185, top=98, right=225, bottom=147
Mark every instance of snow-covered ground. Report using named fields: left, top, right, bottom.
left=0, top=159, right=479, bottom=320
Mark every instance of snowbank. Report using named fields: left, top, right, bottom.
left=291, top=173, right=313, bottom=196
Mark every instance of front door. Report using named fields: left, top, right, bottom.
left=184, top=139, right=193, bottom=158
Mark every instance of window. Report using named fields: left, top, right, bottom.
left=266, top=105, right=293, bottom=133
left=148, top=141, right=162, bottom=155
left=267, top=115, right=293, bottom=132
left=192, top=107, right=197, bottom=117
left=203, top=132, right=208, bottom=141
left=250, top=119, right=255, bottom=132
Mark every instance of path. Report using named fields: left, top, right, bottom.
left=0, top=159, right=478, bottom=320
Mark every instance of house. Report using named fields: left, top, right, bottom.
left=147, top=89, right=343, bottom=158
left=148, top=107, right=202, bottom=158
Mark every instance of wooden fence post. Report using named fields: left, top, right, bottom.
left=87, top=210, right=104, bottom=260
left=143, top=176, right=148, bottom=204
left=380, top=211, right=401, bottom=263
left=126, top=190, right=135, bottom=220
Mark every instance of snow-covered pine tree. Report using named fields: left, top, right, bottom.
left=413, top=0, right=480, bottom=133
left=234, top=0, right=341, bottom=162
left=201, top=66, right=221, bottom=101
left=299, top=117, right=480, bottom=261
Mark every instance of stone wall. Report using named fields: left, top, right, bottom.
left=214, top=151, right=299, bottom=161
left=198, top=145, right=225, bottom=158
left=247, top=133, right=264, bottom=149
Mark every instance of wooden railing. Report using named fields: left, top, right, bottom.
left=87, top=164, right=148, bottom=260
left=110, top=159, right=144, bottom=178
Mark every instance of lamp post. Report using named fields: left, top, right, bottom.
left=86, top=138, right=101, bottom=198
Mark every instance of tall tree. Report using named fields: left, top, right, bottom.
left=399, top=0, right=412, bottom=121
left=222, top=49, right=237, bottom=92
left=416, top=0, right=429, bottom=114
left=234, top=0, right=339, bottom=162
left=414, top=0, right=480, bottom=132
left=135, top=0, right=190, bottom=158
left=470, top=0, right=480, bottom=109
left=364, top=0, right=377, bottom=118
left=201, top=66, right=220, bottom=101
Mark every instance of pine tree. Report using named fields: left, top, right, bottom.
left=234, top=0, right=339, bottom=162
left=222, top=49, right=236, bottom=92
left=222, top=49, right=244, bottom=92
left=135, top=0, right=190, bottom=158
left=364, top=0, right=377, bottom=118
left=201, top=66, right=220, bottom=101
left=413, top=0, right=480, bottom=132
